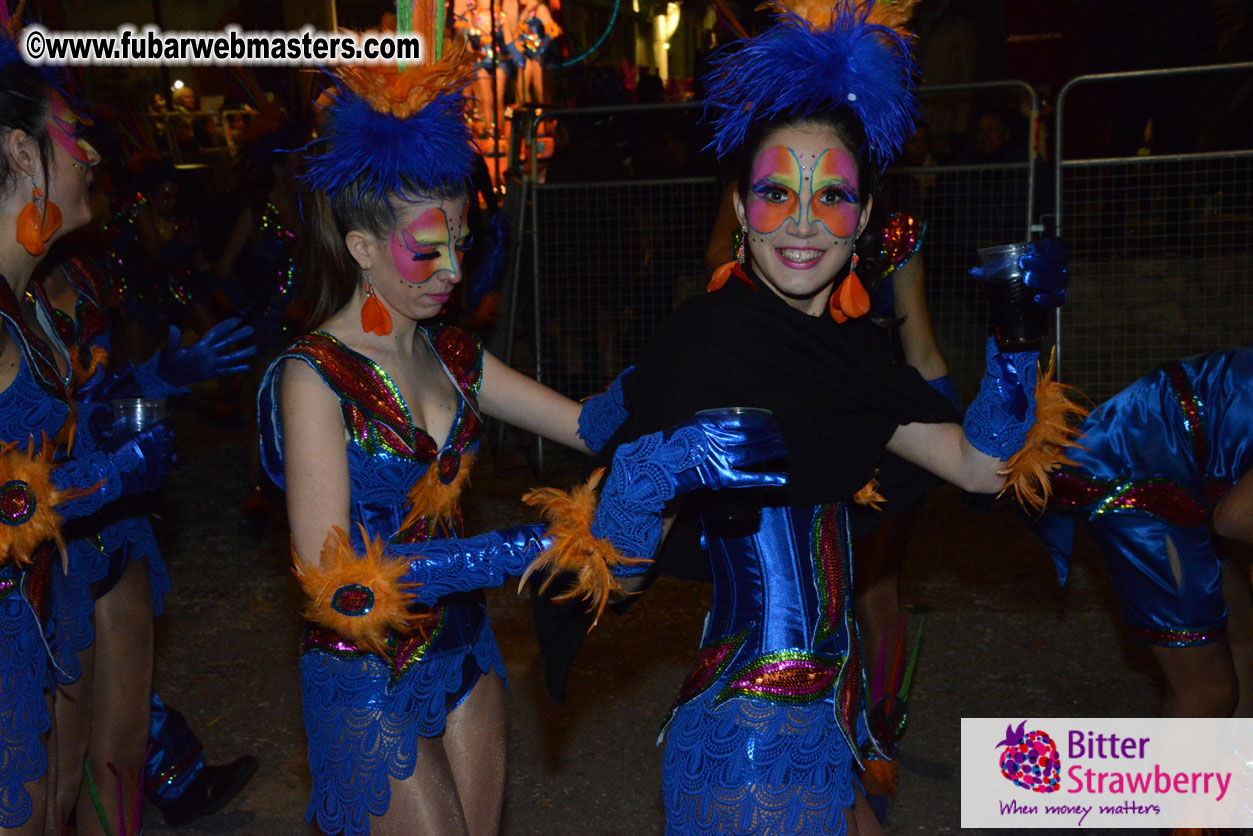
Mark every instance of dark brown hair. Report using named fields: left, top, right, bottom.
left=0, top=60, right=55, bottom=209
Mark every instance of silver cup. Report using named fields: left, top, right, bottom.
left=110, top=397, right=167, bottom=436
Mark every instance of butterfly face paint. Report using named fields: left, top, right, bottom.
left=47, top=91, right=90, bottom=166
left=738, top=125, right=870, bottom=316
left=389, top=201, right=470, bottom=286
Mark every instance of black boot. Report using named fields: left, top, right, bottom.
left=160, top=755, right=259, bottom=828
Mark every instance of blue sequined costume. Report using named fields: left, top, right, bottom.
left=604, top=274, right=958, bottom=836
left=0, top=276, right=106, bottom=827
left=1033, top=348, right=1253, bottom=647
left=258, top=326, right=506, bottom=836
left=30, top=262, right=173, bottom=689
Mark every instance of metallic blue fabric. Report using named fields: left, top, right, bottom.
left=1034, top=348, right=1253, bottom=646
left=660, top=503, right=870, bottom=835
left=144, top=692, right=205, bottom=809
left=257, top=326, right=506, bottom=836
left=962, top=338, right=1039, bottom=458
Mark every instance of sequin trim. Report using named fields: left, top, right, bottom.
left=811, top=503, right=846, bottom=646
left=0, top=575, right=15, bottom=602
left=878, top=212, right=924, bottom=278
left=663, top=626, right=751, bottom=728
left=1127, top=621, right=1226, bottom=648
left=1051, top=473, right=1206, bottom=526
left=1163, top=361, right=1208, bottom=469
left=1, top=480, right=37, bottom=526
left=150, top=743, right=205, bottom=790
left=1092, top=477, right=1206, bottom=526
left=427, top=326, right=484, bottom=397
left=715, top=650, right=842, bottom=705
left=330, top=583, right=374, bottom=617
left=389, top=606, right=447, bottom=686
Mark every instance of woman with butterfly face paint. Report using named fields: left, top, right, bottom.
left=568, top=2, right=1085, bottom=834
left=255, top=11, right=787, bottom=832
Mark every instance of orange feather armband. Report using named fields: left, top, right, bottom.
left=1, top=434, right=99, bottom=571
left=292, top=524, right=421, bottom=656
left=520, top=468, right=652, bottom=626
left=999, top=350, right=1090, bottom=513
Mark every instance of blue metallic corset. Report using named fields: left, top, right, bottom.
left=665, top=502, right=874, bottom=764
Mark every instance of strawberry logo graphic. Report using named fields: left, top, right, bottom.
left=996, top=720, right=1060, bottom=793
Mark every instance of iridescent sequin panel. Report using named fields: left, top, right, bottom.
left=878, top=211, right=924, bottom=278
left=715, top=650, right=842, bottom=706
left=811, top=503, right=845, bottom=646
left=1163, top=361, right=1209, bottom=469
left=666, top=626, right=750, bottom=721
left=1052, top=473, right=1206, bottom=527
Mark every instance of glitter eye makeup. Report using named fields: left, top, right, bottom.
left=809, top=148, right=860, bottom=238
left=47, top=92, right=89, bottom=166
left=746, top=145, right=801, bottom=235
left=389, top=205, right=464, bottom=285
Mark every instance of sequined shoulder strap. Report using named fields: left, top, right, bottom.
left=879, top=211, right=925, bottom=278
left=0, top=277, right=70, bottom=401
left=281, top=332, right=425, bottom=458
left=423, top=325, right=484, bottom=407
left=60, top=258, right=110, bottom=349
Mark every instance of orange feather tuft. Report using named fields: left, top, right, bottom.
left=0, top=433, right=101, bottom=571
left=770, top=0, right=920, bottom=36
left=73, top=345, right=109, bottom=388
left=861, top=757, right=901, bottom=797
left=520, top=469, right=652, bottom=626
left=400, top=452, right=475, bottom=533
left=292, top=524, right=420, bottom=656
left=330, top=41, right=473, bottom=120
left=999, top=350, right=1091, bottom=514
left=853, top=476, right=886, bottom=510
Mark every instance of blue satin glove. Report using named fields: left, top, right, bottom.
left=577, top=366, right=633, bottom=453
left=962, top=339, right=1038, bottom=459
left=590, top=407, right=787, bottom=568
left=156, top=318, right=257, bottom=388
left=1019, top=237, right=1068, bottom=307
left=51, top=421, right=176, bottom=518
left=388, top=524, right=550, bottom=604
left=926, top=374, right=960, bottom=411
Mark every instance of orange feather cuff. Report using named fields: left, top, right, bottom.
left=0, top=433, right=100, bottom=571
left=292, top=524, right=419, bottom=656
left=399, top=451, right=475, bottom=534
left=520, top=468, right=652, bottom=626
left=999, top=350, right=1091, bottom=514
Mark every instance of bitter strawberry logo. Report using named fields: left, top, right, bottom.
left=996, top=720, right=1061, bottom=793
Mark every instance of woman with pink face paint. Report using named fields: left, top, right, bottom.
left=577, top=3, right=1081, bottom=835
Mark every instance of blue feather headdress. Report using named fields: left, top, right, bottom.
left=704, top=0, right=920, bottom=167
left=302, top=46, right=476, bottom=205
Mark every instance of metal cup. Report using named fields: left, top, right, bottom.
left=110, top=397, right=167, bottom=436
left=977, top=242, right=1048, bottom=351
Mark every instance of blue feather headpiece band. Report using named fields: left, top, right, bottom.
left=704, top=0, right=920, bottom=168
left=302, top=48, right=476, bottom=205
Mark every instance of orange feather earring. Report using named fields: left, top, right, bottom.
left=360, top=271, right=393, bottom=336
left=828, top=249, right=870, bottom=323
left=16, top=178, right=62, bottom=256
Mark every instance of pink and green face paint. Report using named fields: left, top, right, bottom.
left=47, top=91, right=90, bottom=166
left=746, top=143, right=861, bottom=238
left=389, top=201, right=470, bottom=286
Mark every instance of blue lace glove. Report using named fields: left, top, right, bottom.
left=926, top=374, right=960, bottom=411
left=577, top=366, right=633, bottom=453
left=154, top=318, right=257, bottom=389
left=387, top=524, right=550, bottom=604
left=962, top=339, right=1038, bottom=459
left=1018, top=237, right=1068, bottom=307
left=590, top=407, right=787, bottom=569
left=51, top=422, right=176, bottom=518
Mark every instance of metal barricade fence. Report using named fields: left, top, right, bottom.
left=1055, top=63, right=1253, bottom=402
left=498, top=88, right=1038, bottom=467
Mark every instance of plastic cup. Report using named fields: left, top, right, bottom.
left=693, top=407, right=775, bottom=531
left=110, top=398, right=167, bottom=436
left=977, top=243, right=1048, bottom=351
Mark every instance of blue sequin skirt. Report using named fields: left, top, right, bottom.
left=662, top=689, right=855, bottom=836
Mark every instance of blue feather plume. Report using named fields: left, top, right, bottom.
left=704, top=0, right=919, bottom=167
left=302, top=84, right=474, bottom=204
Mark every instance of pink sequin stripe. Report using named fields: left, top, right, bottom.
left=1093, top=477, right=1207, bottom=526
left=1163, top=361, right=1209, bottom=470
left=811, top=503, right=844, bottom=645
left=715, top=651, right=841, bottom=705
left=670, top=627, right=749, bottom=713
left=390, top=606, right=448, bottom=685
left=1049, top=472, right=1108, bottom=509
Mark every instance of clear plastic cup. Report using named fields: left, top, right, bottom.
left=110, top=397, right=167, bottom=436
left=977, top=242, right=1048, bottom=351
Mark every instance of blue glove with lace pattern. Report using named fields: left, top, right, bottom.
left=51, top=421, right=176, bottom=518
left=590, top=407, right=787, bottom=569
left=962, top=339, right=1038, bottom=459
left=577, top=367, right=633, bottom=453
left=389, top=524, right=551, bottom=604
